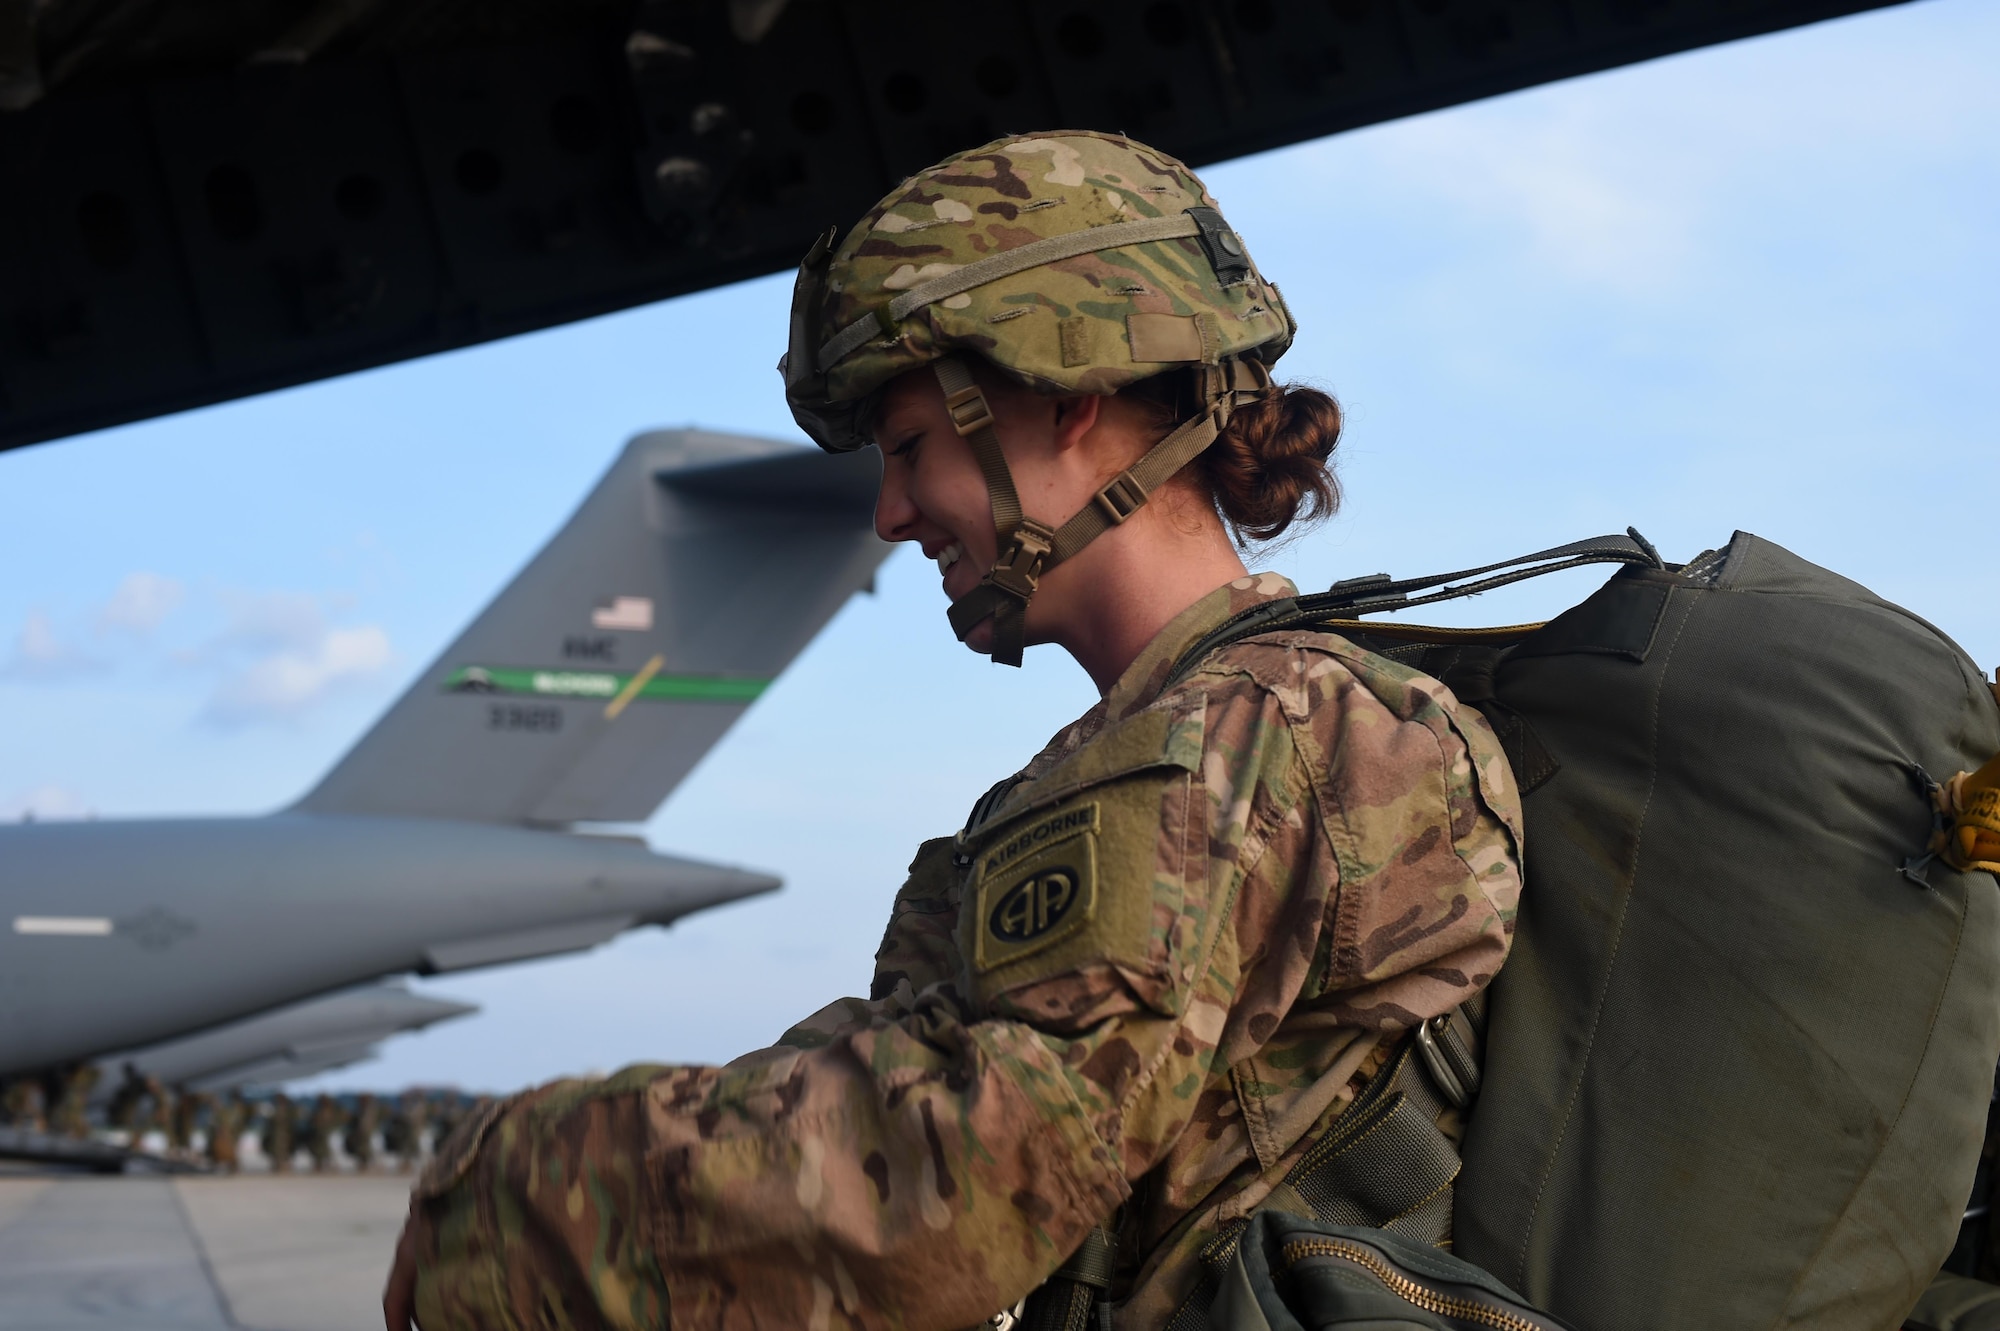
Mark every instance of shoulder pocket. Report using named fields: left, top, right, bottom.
left=960, top=698, right=1205, bottom=1012
left=976, top=699, right=1208, bottom=833
left=413, top=1094, right=514, bottom=1202
left=892, top=835, right=960, bottom=913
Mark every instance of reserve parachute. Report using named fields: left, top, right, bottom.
left=1170, top=530, right=2000, bottom=1331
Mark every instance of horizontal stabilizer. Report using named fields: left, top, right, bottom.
left=295, top=431, right=887, bottom=824
left=93, top=981, right=478, bottom=1094
left=215, top=1039, right=382, bottom=1089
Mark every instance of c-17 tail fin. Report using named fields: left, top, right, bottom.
left=295, top=430, right=886, bottom=825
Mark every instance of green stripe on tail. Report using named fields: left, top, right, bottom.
left=443, top=666, right=768, bottom=704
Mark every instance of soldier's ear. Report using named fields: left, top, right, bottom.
left=1049, top=394, right=1104, bottom=455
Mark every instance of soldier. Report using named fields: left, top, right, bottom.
left=208, top=1091, right=245, bottom=1173
left=263, top=1093, right=296, bottom=1173
left=168, top=1088, right=203, bottom=1159
left=134, top=1076, right=170, bottom=1154
left=306, top=1094, right=341, bottom=1173
left=345, top=1094, right=381, bottom=1173
left=2, top=1077, right=45, bottom=1131
left=104, top=1064, right=146, bottom=1142
left=385, top=1091, right=429, bottom=1174
left=389, top=131, right=1522, bottom=1331
left=45, top=1064, right=97, bottom=1139
left=423, top=1096, right=461, bottom=1167
left=381, top=1102, right=407, bottom=1168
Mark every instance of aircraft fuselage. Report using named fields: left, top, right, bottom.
left=0, top=813, right=775, bottom=1078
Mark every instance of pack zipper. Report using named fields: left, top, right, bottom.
left=1279, top=1238, right=1542, bottom=1331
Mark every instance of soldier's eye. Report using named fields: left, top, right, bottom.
left=888, top=432, right=921, bottom=460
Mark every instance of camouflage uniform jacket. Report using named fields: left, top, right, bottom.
left=407, top=572, right=1524, bottom=1331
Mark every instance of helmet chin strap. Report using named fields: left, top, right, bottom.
left=932, top=356, right=1272, bottom=667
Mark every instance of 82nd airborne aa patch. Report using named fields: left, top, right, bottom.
left=972, top=801, right=1100, bottom=973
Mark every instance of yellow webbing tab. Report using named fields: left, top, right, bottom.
left=1938, top=751, right=2000, bottom=875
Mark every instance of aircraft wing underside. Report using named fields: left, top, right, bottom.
left=0, top=0, right=1910, bottom=453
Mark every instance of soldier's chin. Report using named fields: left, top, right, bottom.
left=959, top=615, right=995, bottom=656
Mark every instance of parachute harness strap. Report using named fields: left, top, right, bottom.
left=935, top=356, right=1271, bottom=667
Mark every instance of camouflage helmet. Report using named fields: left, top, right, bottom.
left=780, top=130, right=1296, bottom=666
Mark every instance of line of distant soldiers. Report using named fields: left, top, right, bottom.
left=0, top=1065, right=490, bottom=1174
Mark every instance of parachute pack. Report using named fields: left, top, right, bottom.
left=1171, top=531, right=2000, bottom=1331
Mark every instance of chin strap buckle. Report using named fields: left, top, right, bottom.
left=944, top=519, right=1056, bottom=669
left=988, top=519, right=1056, bottom=602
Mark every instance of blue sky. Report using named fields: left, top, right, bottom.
left=2, top=0, right=1993, bottom=1091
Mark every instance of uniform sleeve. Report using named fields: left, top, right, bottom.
left=406, top=660, right=1520, bottom=1331
left=866, top=836, right=966, bottom=1005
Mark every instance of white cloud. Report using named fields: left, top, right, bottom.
left=2, top=572, right=184, bottom=681
left=198, top=592, right=392, bottom=727
left=1, top=609, right=105, bottom=681
left=0, top=579, right=392, bottom=723
left=212, top=589, right=325, bottom=652
left=0, top=783, right=94, bottom=822
left=96, top=571, right=185, bottom=635
left=18, top=611, right=67, bottom=664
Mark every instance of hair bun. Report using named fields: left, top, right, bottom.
left=1198, top=381, right=1342, bottom=543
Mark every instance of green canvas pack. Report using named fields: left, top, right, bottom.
left=1172, top=531, right=2000, bottom=1331
left=1208, top=1211, right=1577, bottom=1331
left=1907, top=1274, right=2000, bottom=1331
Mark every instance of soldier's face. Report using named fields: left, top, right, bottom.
left=873, top=369, right=1001, bottom=630
left=870, top=367, right=1111, bottom=656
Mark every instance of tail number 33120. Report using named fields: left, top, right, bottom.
left=488, top=703, right=562, bottom=732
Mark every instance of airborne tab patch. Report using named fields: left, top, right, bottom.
left=972, top=802, right=1099, bottom=973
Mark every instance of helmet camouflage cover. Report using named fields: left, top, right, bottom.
left=782, top=130, right=1294, bottom=453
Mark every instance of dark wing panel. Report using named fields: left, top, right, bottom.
left=0, top=1, right=1910, bottom=452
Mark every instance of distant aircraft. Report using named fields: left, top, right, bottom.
left=0, top=429, right=887, bottom=1082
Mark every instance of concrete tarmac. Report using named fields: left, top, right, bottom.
left=0, top=1173, right=409, bottom=1331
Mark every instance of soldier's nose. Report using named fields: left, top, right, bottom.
left=874, top=466, right=920, bottom=544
